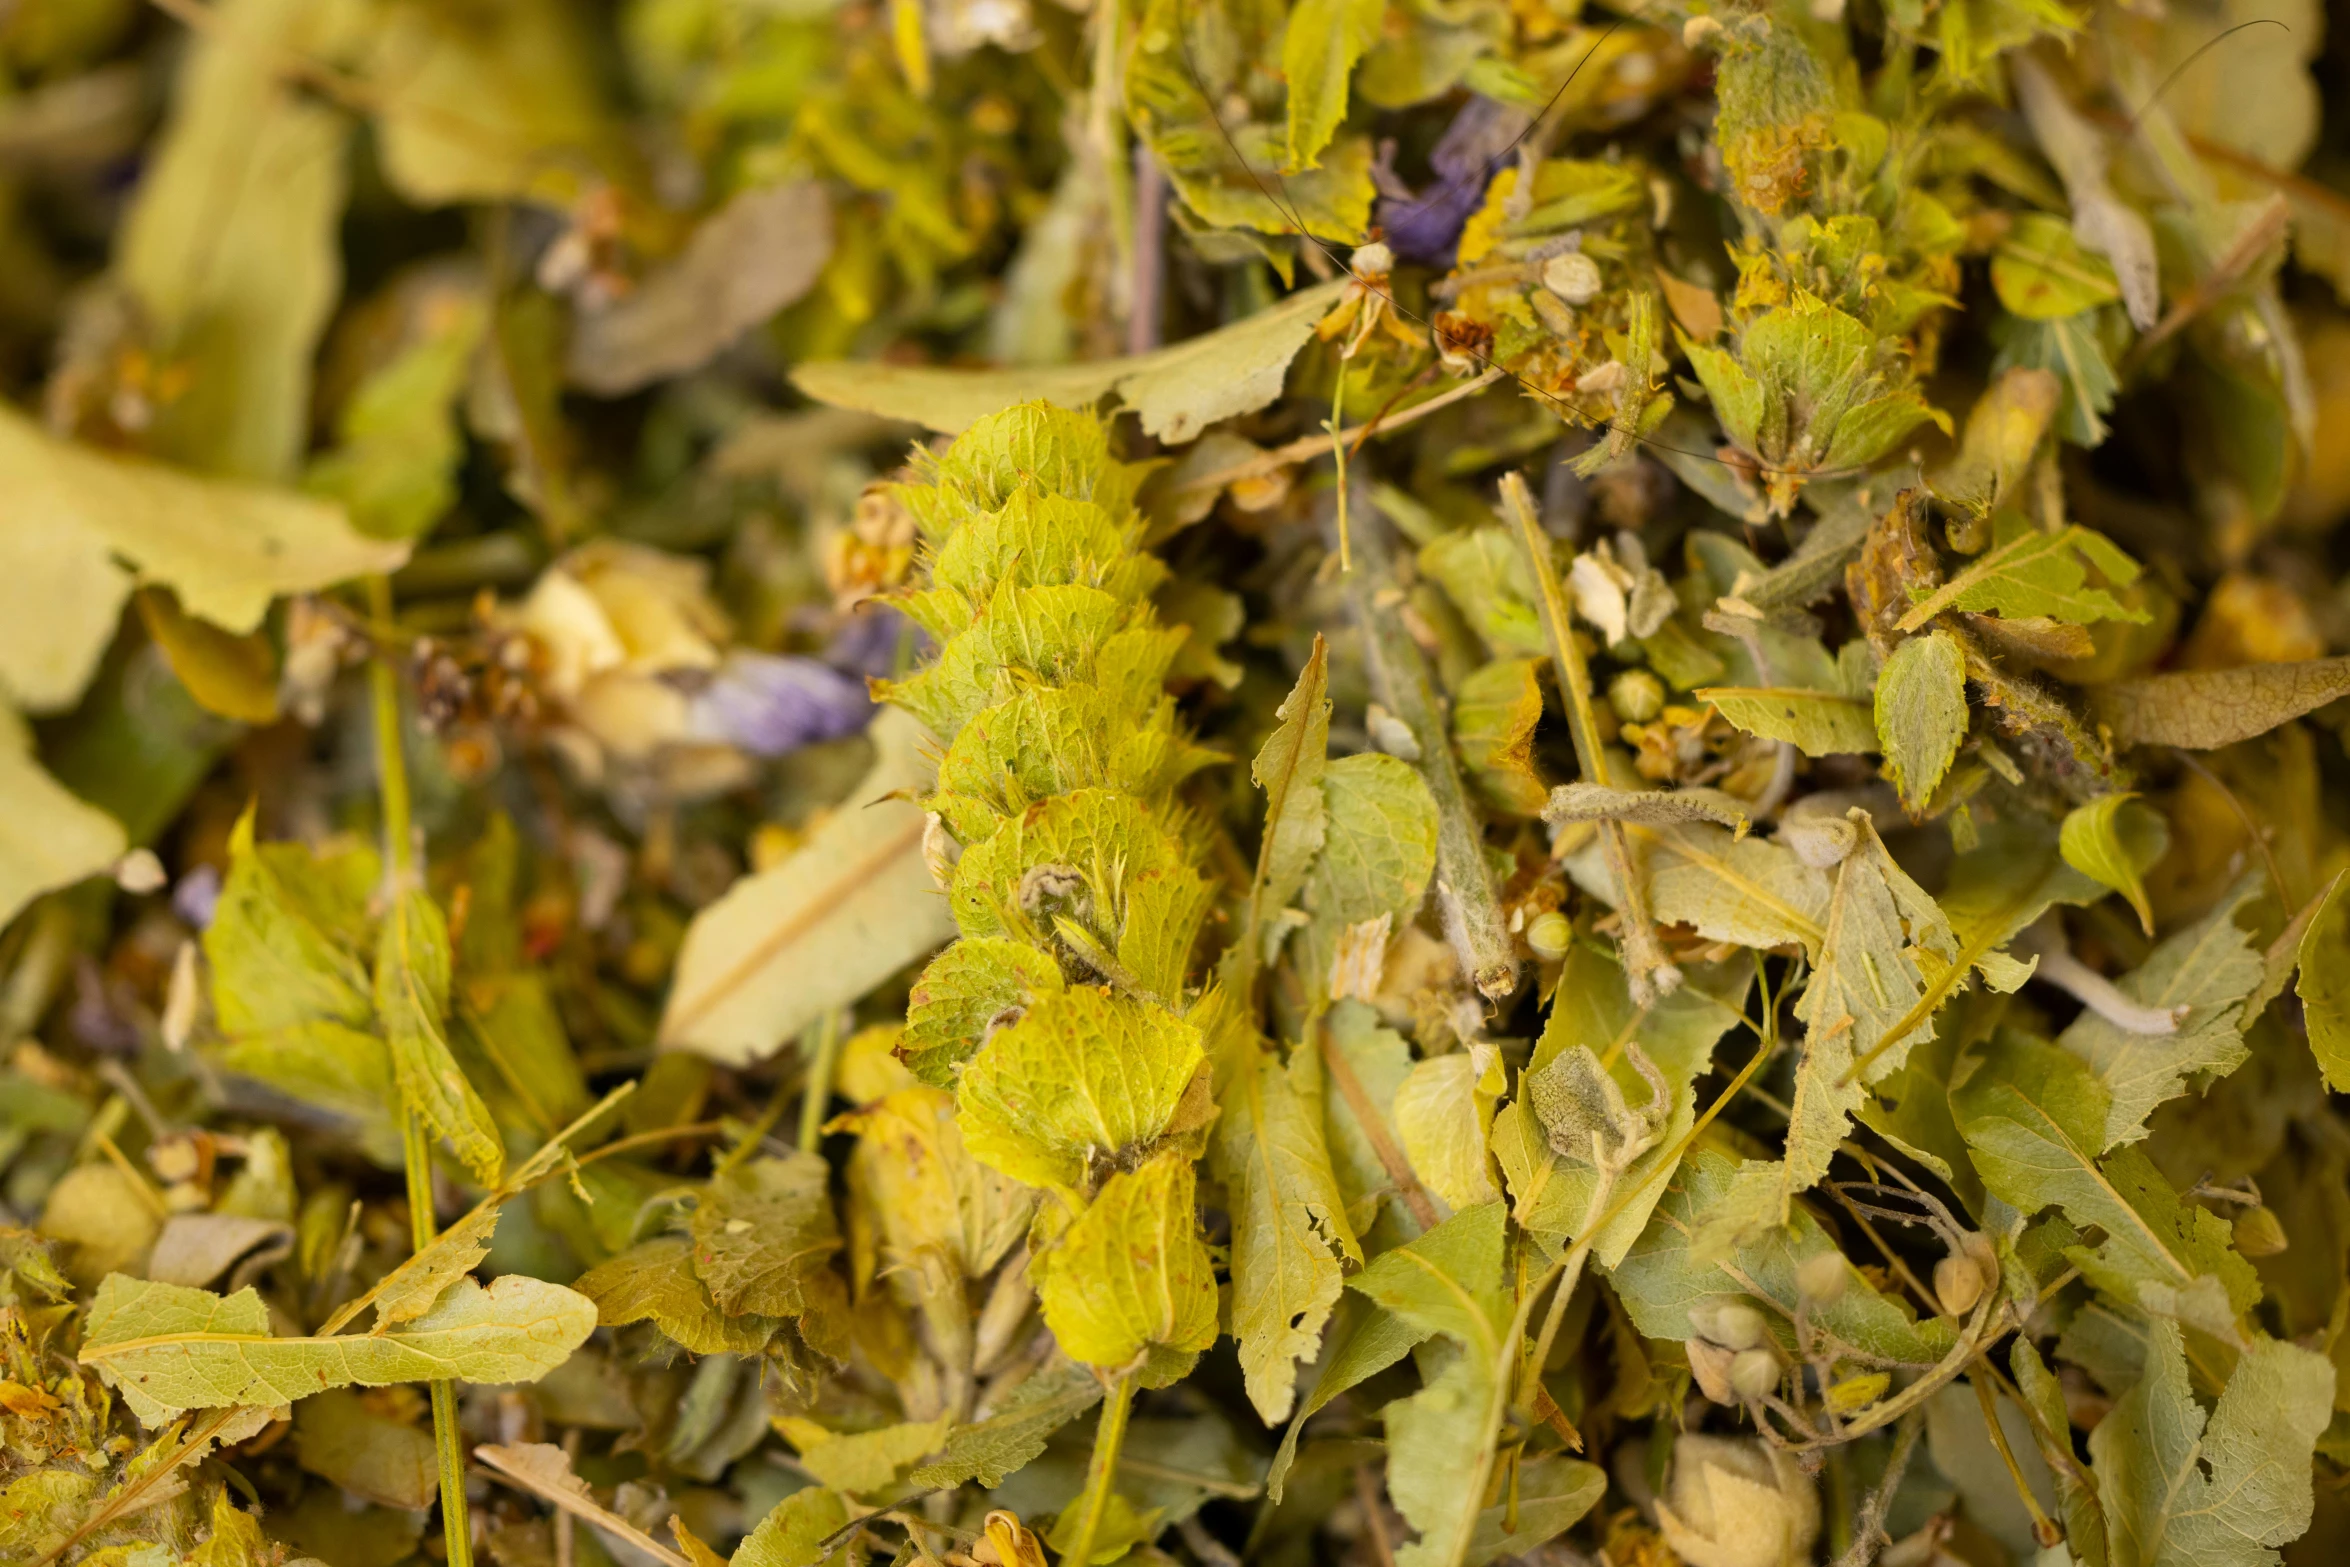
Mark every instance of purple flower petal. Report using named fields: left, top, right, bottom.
left=174, top=864, right=223, bottom=930
left=689, top=652, right=873, bottom=757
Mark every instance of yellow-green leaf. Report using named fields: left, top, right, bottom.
left=1035, top=1151, right=1218, bottom=1376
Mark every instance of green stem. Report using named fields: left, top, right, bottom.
left=797, top=1008, right=844, bottom=1153
left=1065, top=1371, right=1137, bottom=1567
left=1516, top=1168, right=1617, bottom=1414
left=1499, top=473, right=1675, bottom=1002
left=373, top=574, right=473, bottom=1567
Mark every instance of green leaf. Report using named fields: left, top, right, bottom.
left=1419, top=527, right=1548, bottom=659
left=1608, top=1148, right=1955, bottom=1368
left=1699, top=686, right=1878, bottom=757
left=1214, top=1040, right=1361, bottom=1425
left=79, top=1273, right=595, bottom=1416
left=1894, top=521, right=2146, bottom=632
left=1242, top=636, right=1331, bottom=979
left=365, top=0, right=614, bottom=207
left=377, top=886, right=503, bottom=1184
left=2091, top=1320, right=2333, bottom=1567
left=957, top=986, right=1205, bottom=1193
left=2057, top=879, right=2265, bottom=1149
left=783, top=1415, right=955, bottom=1495
left=0, top=405, right=408, bottom=713
left=838, top=1085, right=1033, bottom=1284
left=688, top=1153, right=844, bottom=1319
left=1306, top=752, right=1440, bottom=928
left=733, top=1486, right=851, bottom=1567
left=1347, top=1207, right=1512, bottom=1567
left=1994, top=213, right=2124, bottom=319
left=293, top=1389, right=439, bottom=1511
left=305, top=284, right=488, bottom=539
left=1463, top=1456, right=1606, bottom=1567
left=1644, top=825, right=1832, bottom=958
left=1992, top=309, right=2124, bottom=447
left=1035, top=1151, right=1219, bottom=1377
left=1320, top=1001, right=1418, bottom=1235
left=1953, top=1031, right=2260, bottom=1332
left=2297, top=872, right=2350, bottom=1091
left=1394, top=1054, right=1500, bottom=1214
left=116, top=0, right=353, bottom=479
left=1875, top=630, right=1968, bottom=810
left=905, top=1360, right=1104, bottom=1490
left=792, top=280, right=1349, bottom=443
left=662, top=709, right=956, bottom=1065
left=569, top=182, right=834, bottom=396
left=573, top=1235, right=782, bottom=1356
left=2086, top=657, right=2350, bottom=751
left=900, top=939, right=1068, bottom=1087
left=1492, top=948, right=1750, bottom=1268
left=2059, top=793, right=2163, bottom=935
left=0, top=709, right=128, bottom=930
left=1282, top=0, right=1383, bottom=173
left=1348, top=1202, right=1507, bottom=1349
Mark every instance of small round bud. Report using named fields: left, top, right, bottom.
left=115, top=848, right=167, bottom=895
left=1933, top=1252, right=1987, bottom=1318
left=1351, top=241, right=1394, bottom=278
left=2233, top=1206, right=2289, bottom=1258
left=1728, top=1347, right=1780, bottom=1400
left=1795, top=1252, right=1848, bottom=1305
left=1609, top=669, right=1666, bottom=724
left=1681, top=14, right=1724, bottom=47
left=1526, top=910, right=1574, bottom=961
left=1541, top=251, right=1603, bottom=306
left=1686, top=1337, right=1737, bottom=1404
left=1692, top=1300, right=1768, bottom=1351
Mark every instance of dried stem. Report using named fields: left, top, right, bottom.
left=1500, top=472, right=1676, bottom=1002
left=1828, top=1406, right=1926, bottom=1567
left=1341, top=503, right=1520, bottom=1000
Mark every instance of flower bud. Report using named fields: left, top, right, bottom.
left=1526, top=910, right=1574, bottom=961
left=1728, top=1347, right=1780, bottom=1401
left=1609, top=668, right=1666, bottom=724
left=1541, top=251, right=1603, bottom=306
left=2233, top=1205, right=2288, bottom=1257
left=1655, top=1434, right=1821, bottom=1567
left=1795, top=1251, right=1847, bottom=1305
left=1690, top=1299, right=1768, bottom=1351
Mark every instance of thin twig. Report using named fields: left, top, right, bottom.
left=1130, top=144, right=1166, bottom=356
left=1320, top=1017, right=1442, bottom=1232
left=1174, top=370, right=1505, bottom=495
left=1501, top=471, right=1676, bottom=1002
left=1828, top=1406, right=1926, bottom=1567
left=475, top=1445, right=692, bottom=1567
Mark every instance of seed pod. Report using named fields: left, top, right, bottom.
left=1795, top=1251, right=1848, bottom=1305
left=2233, top=1206, right=2289, bottom=1257
left=1728, top=1347, right=1780, bottom=1400
left=1687, top=1337, right=1738, bottom=1404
